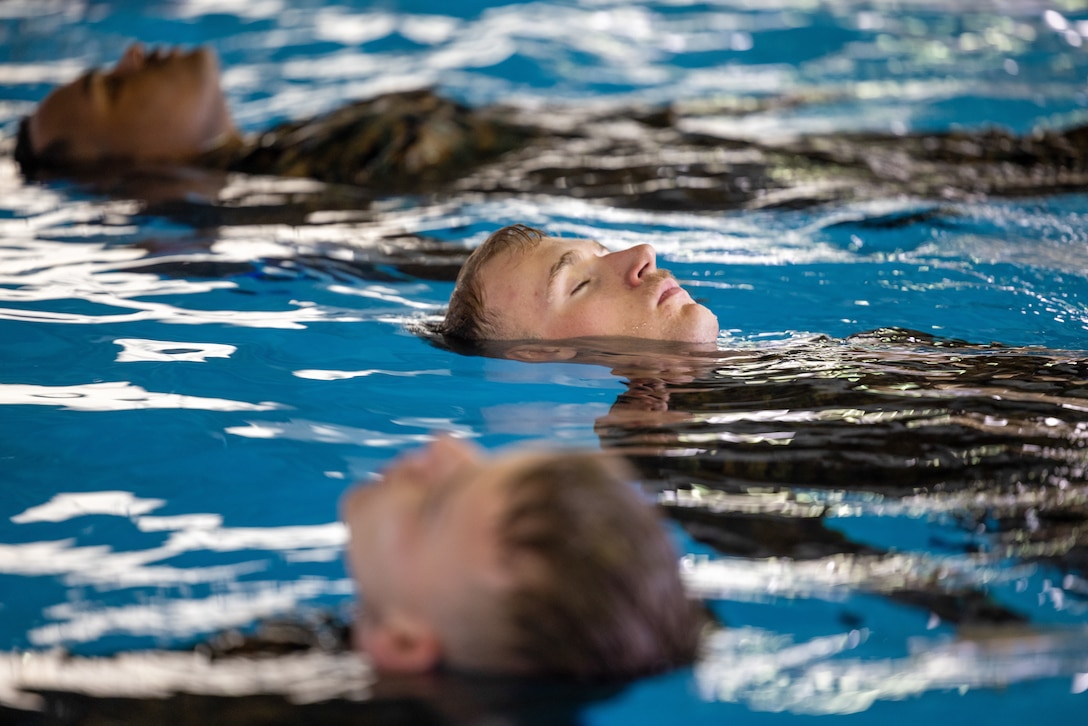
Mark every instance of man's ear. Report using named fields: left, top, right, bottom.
left=362, top=614, right=442, bottom=674
left=504, top=343, right=578, bottom=363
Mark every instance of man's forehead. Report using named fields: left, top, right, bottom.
left=544, top=236, right=608, bottom=252
left=474, top=235, right=610, bottom=338
left=445, top=450, right=542, bottom=506
left=489, top=236, right=605, bottom=270
left=432, top=458, right=516, bottom=566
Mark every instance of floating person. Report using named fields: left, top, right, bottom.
left=16, top=44, right=1088, bottom=211
left=0, top=439, right=701, bottom=721
left=13, top=42, right=536, bottom=280
left=17, top=44, right=241, bottom=171
left=339, top=435, right=704, bottom=679
left=14, top=43, right=535, bottom=193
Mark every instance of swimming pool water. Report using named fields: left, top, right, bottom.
left=3, top=1, right=1088, bottom=723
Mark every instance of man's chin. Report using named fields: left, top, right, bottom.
left=676, top=308, right=719, bottom=345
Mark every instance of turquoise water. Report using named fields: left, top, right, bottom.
left=3, top=1, right=1088, bottom=722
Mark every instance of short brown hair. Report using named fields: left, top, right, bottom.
left=495, top=452, right=703, bottom=680
left=440, top=224, right=546, bottom=340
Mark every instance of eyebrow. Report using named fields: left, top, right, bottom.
left=547, top=250, right=578, bottom=291
left=545, top=242, right=609, bottom=297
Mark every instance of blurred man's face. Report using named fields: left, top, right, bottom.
left=477, top=237, right=719, bottom=343
left=340, top=437, right=519, bottom=673
left=29, top=43, right=237, bottom=164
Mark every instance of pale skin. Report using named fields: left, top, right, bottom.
left=340, top=437, right=531, bottom=674
left=477, top=237, right=720, bottom=344
left=28, top=43, right=238, bottom=164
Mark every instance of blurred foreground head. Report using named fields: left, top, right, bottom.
left=341, top=436, right=703, bottom=680
left=17, top=43, right=239, bottom=171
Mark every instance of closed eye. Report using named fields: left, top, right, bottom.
left=103, top=75, right=124, bottom=102
left=79, top=71, right=96, bottom=97
left=571, top=279, right=590, bottom=296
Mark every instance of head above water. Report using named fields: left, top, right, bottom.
left=340, top=436, right=702, bottom=680
left=17, top=43, right=239, bottom=171
left=440, top=224, right=719, bottom=344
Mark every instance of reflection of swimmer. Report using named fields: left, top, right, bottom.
left=552, top=331, right=1088, bottom=614
left=439, top=224, right=720, bottom=344
left=596, top=330, right=1088, bottom=582
left=340, top=436, right=703, bottom=680
left=15, top=43, right=533, bottom=191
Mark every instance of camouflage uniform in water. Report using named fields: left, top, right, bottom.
left=451, top=106, right=1088, bottom=211
left=589, top=328, right=1088, bottom=624
left=228, top=89, right=536, bottom=193
left=16, top=85, right=1088, bottom=206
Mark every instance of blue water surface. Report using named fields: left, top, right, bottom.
left=3, top=0, right=1088, bottom=722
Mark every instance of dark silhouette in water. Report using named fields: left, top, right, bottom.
left=3, top=672, right=617, bottom=726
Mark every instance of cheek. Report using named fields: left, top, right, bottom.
left=343, top=488, right=400, bottom=586
left=110, top=72, right=216, bottom=144
left=33, top=90, right=92, bottom=149
left=353, top=607, right=385, bottom=655
left=546, top=298, right=619, bottom=338
left=118, top=86, right=191, bottom=129
left=352, top=622, right=370, bottom=653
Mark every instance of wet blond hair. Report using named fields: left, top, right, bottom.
left=440, top=224, right=547, bottom=341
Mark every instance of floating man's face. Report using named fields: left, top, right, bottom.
left=478, top=236, right=719, bottom=343
left=30, top=44, right=237, bottom=165
left=341, top=437, right=519, bottom=674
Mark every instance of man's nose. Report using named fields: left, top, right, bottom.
left=607, top=244, right=657, bottom=288
left=115, top=44, right=147, bottom=73
left=402, top=435, right=480, bottom=490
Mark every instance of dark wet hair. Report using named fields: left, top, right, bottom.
left=497, top=452, right=703, bottom=680
left=13, top=116, right=74, bottom=178
left=439, top=224, right=547, bottom=341
left=13, top=118, right=37, bottom=175
left=410, top=317, right=523, bottom=360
